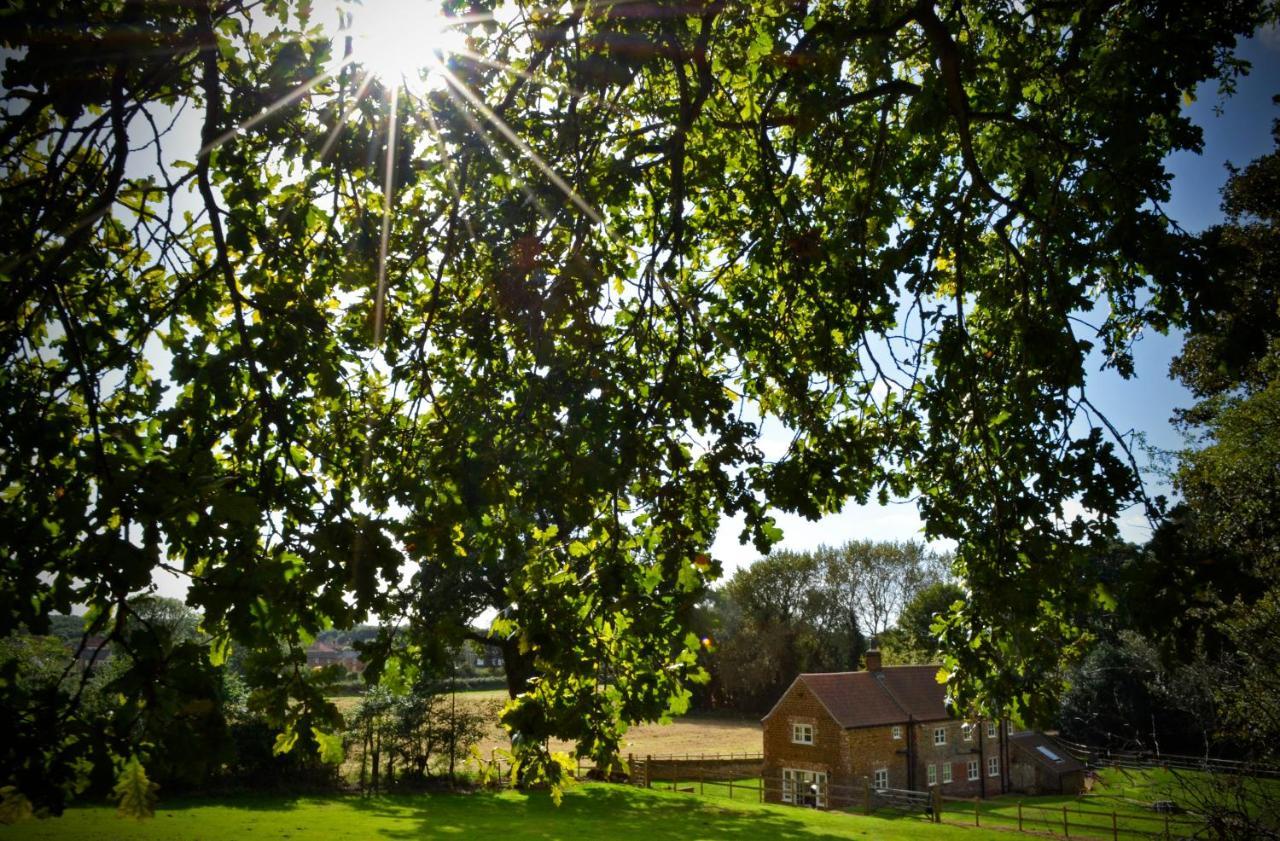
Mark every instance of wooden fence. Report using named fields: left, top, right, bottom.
left=938, top=794, right=1206, bottom=840
left=1057, top=739, right=1280, bottom=779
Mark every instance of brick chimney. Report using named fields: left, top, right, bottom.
left=864, top=648, right=882, bottom=672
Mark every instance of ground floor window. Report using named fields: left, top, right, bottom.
left=988, top=756, right=1000, bottom=777
left=783, top=768, right=828, bottom=808
left=967, top=760, right=980, bottom=781
left=927, top=764, right=937, bottom=786
left=873, top=768, right=888, bottom=790
left=942, top=763, right=953, bottom=784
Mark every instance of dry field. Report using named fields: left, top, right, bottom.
left=329, top=690, right=761, bottom=759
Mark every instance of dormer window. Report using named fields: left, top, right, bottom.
left=792, top=723, right=814, bottom=744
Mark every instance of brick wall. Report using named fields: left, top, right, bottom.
left=910, top=720, right=1004, bottom=798
left=762, top=680, right=847, bottom=803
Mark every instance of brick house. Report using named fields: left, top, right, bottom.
left=762, top=650, right=1012, bottom=808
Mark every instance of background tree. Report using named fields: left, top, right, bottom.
left=2, top=0, right=1275, bottom=810
left=700, top=540, right=946, bottom=709
left=1057, top=130, right=1280, bottom=779
left=883, top=579, right=966, bottom=663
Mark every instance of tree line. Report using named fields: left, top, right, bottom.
left=689, top=540, right=962, bottom=712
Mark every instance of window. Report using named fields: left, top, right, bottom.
left=891, top=725, right=902, bottom=740
left=987, top=721, right=997, bottom=739
left=988, top=757, right=1000, bottom=777
left=782, top=769, right=828, bottom=808
left=792, top=723, right=814, bottom=745
left=967, top=760, right=980, bottom=781
left=1036, top=745, right=1064, bottom=762
left=927, top=764, right=937, bottom=786
left=942, top=763, right=953, bottom=784
left=933, top=726, right=947, bottom=746
left=873, top=768, right=889, bottom=790
left=962, top=723, right=974, bottom=742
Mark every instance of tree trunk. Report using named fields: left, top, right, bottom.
left=500, top=637, right=537, bottom=699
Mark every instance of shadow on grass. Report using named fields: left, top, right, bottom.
left=347, top=784, right=871, bottom=840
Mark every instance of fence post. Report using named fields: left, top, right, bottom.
left=1112, top=810, right=1118, bottom=841
left=931, top=787, right=942, bottom=823
left=863, top=776, right=871, bottom=815
left=1165, top=810, right=1170, bottom=838
left=758, top=778, right=762, bottom=803
left=699, top=767, right=703, bottom=796
left=974, top=798, right=980, bottom=827
left=729, top=778, right=734, bottom=800
left=645, top=755, right=652, bottom=789
left=628, top=753, right=634, bottom=785
left=576, top=756, right=582, bottom=779
left=1018, top=801, right=1023, bottom=832
left=1063, top=804, right=1070, bottom=838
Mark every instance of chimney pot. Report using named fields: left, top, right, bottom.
left=864, top=649, right=882, bottom=671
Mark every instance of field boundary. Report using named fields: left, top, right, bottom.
left=1057, top=739, right=1280, bottom=779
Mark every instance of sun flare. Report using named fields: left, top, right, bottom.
left=339, top=0, right=466, bottom=92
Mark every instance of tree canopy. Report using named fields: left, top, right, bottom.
left=2, top=0, right=1275, bottom=810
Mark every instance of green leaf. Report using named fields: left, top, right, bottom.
left=273, top=724, right=299, bottom=756
left=312, top=728, right=345, bottom=765
left=113, top=757, right=158, bottom=821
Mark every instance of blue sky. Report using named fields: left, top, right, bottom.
left=711, top=30, right=1280, bottom=575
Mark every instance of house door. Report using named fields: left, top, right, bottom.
left=782, top=768, right=828, bottom=808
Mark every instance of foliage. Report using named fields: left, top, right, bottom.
left=0, top=786, right=34, bottom=825
left=1160, top=124, right=1280, bottom=761
left=2, top=0, right=1276, bottom=809
left=346, top=681, right=498, bottom=790
left=896, top=581, right=962, bottom=660
left=1059, top=130, right=1280, bottom=810
left=112, top=757, right=158, bottom=821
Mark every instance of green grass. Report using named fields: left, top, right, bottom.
left=2, top=783, right=982, bottom=841
left=664, top=777, right=764, bottom=804
left=936, top=768, right=1234, bottom=839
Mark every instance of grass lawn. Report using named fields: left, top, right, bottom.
left=936, top=767, right=1265, bottom=839
left=2, top=783, right=980, bottom=841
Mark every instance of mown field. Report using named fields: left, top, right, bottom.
left=330, top=690, right=764, bottom=759
left=1, top=783, right=977, bottom=841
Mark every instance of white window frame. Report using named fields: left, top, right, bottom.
left=792, top=723, right=814, bottom=745
left=891, top=725, right=902, bottom=740
left=942, top=763, right=953, bottom=784
left=873, top=768, right=888, bottom=791
left=933, top=726, right=947, bottom=746
left=962, top=723, right=974, bottom=742
left=988, top=757, right=1000, bottom=777
left=927, top=764, right=937, bottom=786
left=783, top=768, right=827, bottom=807
left=987, top=721, right=997, bottom=739
left=967, top=760, right=980, bottom=781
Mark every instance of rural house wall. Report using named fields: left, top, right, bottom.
left=910, top=720, right=1007, bottom=799
left=762, top=680, right=850, bottom=805
left=845, top=725, right=909, bottom=792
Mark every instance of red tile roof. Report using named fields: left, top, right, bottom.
left=783, top=665, right=951, bottom=729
